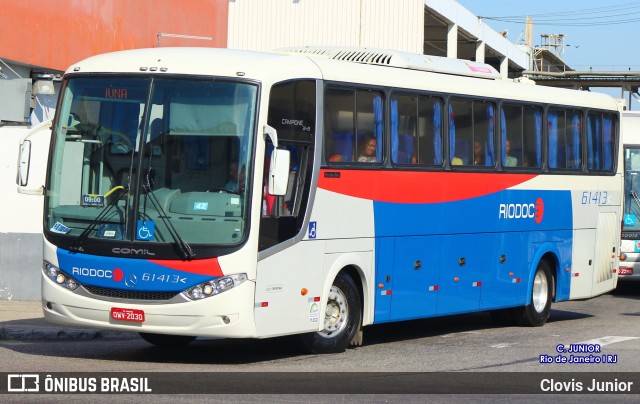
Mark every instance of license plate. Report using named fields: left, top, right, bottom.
left=110, top=307, right=145, bottom=323
left=619, top=267, right=633, bottom=276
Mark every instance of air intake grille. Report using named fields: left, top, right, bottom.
left=85, top=286, right=179, bottom=301
left=282, top=46, right=394, bottom=65
left=278, top=46, right=501, bottom=79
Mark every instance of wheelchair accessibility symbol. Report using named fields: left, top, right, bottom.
left=308, top=221, right=317, bottom=239
left=136, top=220, right=155, bottom=241
left=624, top=214, right=637, bottom=226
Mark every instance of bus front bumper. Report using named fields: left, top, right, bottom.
left=41, top=272, right=258, bottom=338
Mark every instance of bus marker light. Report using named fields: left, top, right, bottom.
left=203, top=284, right=214, bottom=295
left=300, top=288, right=308, bottom=296
left=512, top=278, right=521, bottom=283
left=314, top=296, right=320, bottom=302
left=378, top=283, right=384, bottom=288
left=380, top=290, right=392, bottom=296
left=566, top=267, right=571, bottom=272
left=454, top=277, right=459, bottom=282
left=428, top=286, right=439, bottom=291
left=620, top=253, right=627, bottom=261
left=65, top=279, right=77, bottom=290
left=508, top=272, right=514, bottom=277
left=472, top=281, right=481, bottom=287
left=612, top=268, right=617, bottom=273
left=183, top=274, right=247, bottom=300
left=574, top=273, right=580, bottom=277
left=43, top=261, right=80, bottom=291
left=261, top=302, right=269, bottom=307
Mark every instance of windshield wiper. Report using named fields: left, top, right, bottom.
left=141, top=151, right=195, bottom=260
left=141, top=185, right=195, bottom=260
left=70, top=186, right=127, bottom=252
left=631, top=191, right=640, bottom=211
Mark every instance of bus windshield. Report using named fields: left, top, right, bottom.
left=624, top=146, right=640, bottom=231
left=45, top=76, right=258, bottom=249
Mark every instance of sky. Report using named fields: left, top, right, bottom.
left=456, top=0, right=640, bottom=109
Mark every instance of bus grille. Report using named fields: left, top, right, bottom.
left=84, top=286, right=179, bottom=301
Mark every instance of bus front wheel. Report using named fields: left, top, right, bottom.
left=301, top=272, right=362, bottom=354
left=514, top=260, right=553, bottom=327
left=139, top=332, right=196, bottom=347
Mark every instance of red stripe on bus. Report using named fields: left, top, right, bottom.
left=318, top=170, right=537, bottom=203
left=147, top=257, right=223, bottom=276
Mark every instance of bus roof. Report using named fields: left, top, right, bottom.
left=65, top=47, right=323, bottom=83
left=66, top=47, right=620, bottom=112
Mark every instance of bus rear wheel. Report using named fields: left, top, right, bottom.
left=301, top=272, right=362, bottom=354
left=139, top=332, right=196, bottom=347
left=514, top=260, right=553, bottom=327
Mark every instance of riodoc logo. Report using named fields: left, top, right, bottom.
left=71, top=267, right=124, bottom=282
left=498, top=197, right=544, bottom=224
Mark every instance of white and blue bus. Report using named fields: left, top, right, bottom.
left=619, top=111, right=640, bottom=280
left=18, top=47, right=622, bottom=353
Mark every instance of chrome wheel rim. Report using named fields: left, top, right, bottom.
left=318, top=285, right=349, bottom=338
left=532, top=270, right=549, bottom=313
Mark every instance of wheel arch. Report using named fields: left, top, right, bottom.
left=528, top=244, right=560, bottom=303
left=322, top=252, right=372, bottom=327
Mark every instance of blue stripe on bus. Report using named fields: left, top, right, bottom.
left=372, top=190, right=573, bottom=323
left=56, top=250, right=218, bottom=292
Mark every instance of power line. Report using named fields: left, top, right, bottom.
left=480, top=1, right=640, bottom=19
left=479, top=1, right=640, bottom=26
left=488, top=10, right=640, bottom=23
left=483, top=16, right=640, bottom=26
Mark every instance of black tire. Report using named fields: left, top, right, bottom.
left=139, top=332, right=196, bottom=347
left=514, top=260, right=553, bottom=327
left=301, top=272, right=362, bottom=354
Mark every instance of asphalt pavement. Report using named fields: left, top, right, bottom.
left=0, top=300, right=136, bottom=341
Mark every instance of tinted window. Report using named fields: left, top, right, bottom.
left=391, top=93, right=443, bottom=165
left=449, top=99, right=495, bottom=167
left=324, top=88, right=384, bottom=164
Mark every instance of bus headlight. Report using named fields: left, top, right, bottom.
left=182, top=273, right=247, bottom=300
left=43, top=261, right=80, bottom=291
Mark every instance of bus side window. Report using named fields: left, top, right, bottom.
left=588, top=112, right=616, bottom=172
left=325, top=88, right=355, bottom=163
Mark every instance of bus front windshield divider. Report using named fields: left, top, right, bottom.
left=141, top=149, right=195, bottom=260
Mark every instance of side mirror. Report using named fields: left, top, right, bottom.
left=16, top=119, right=51, bottom=196
left=268, top=148, right=290, bottom=196
left=17, top=140, right=31, bottom=187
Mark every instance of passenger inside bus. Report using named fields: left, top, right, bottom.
left=358, top=135, right=377, bottom=162
left=224, top=160, right=246, bottom=193
left=473, top=141, right=484, bottom=165
left=505, top=139, right=518, bottom=166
